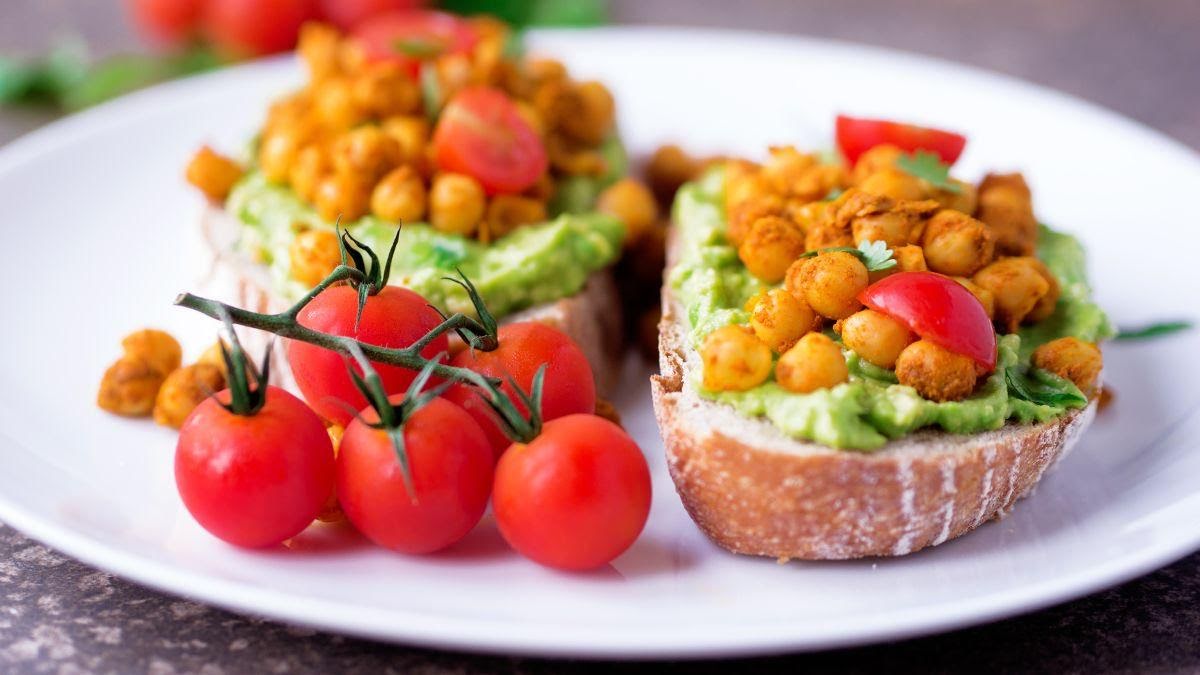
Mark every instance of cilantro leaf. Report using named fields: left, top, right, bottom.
left=1115, top=320, right=1193, bottom=341
left=1005, top=365, right=1087, bottom=408
left=895, top=150, right=962, bottom=194
left=798, top=240, right=896, bottom=272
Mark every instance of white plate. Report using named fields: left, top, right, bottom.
left=0, top=27, right=1198, bottom=659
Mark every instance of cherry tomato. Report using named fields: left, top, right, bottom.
left=318, top=0, right=426, bottom=31
left=859, top=271, right=997, bottom=371
left=443, top=322, right=596, bottom=458
left=204, top=0, right=321, bottom=56
left=127, top=0, right=206, bottom=44
left=337, top=397, right=494, bottom=554
left=175, top=386, right=335, bottom=548
left=836, top=115, right=967, bottom=166
left=493, top=414, right=651, bottom=570
left=432, top=86, right=548, bottom=195
left=288, top=285, right=448, bottom=426
left=352, top=9, right=477, bottom=75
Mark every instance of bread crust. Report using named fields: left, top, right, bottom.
left=652, top=230, right=1098, bottom=560
left=199, top=206, right=624, bottom=396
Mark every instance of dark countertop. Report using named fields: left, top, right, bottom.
left=2, top=1, right=1199, bottom=672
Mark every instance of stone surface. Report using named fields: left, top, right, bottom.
left=2, top=0, right=1198, bottom=671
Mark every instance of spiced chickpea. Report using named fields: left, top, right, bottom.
left=784, top=199, right=827, bottom=233
left=932, top=179, right=978, bottom=214
left=122, top=329, right=182, bottom=377
left=185, top=146, right=243, bottom=202
left=381, top=115, right=430, bottom=167
left=761, top=145, right=818, bottom=195
left=331, top=126, right=402, bottom=183
left=646, top=144, right=700, bottom=203
left=289, top=144, right=330, bottom=202
left=726, top=194, right=783, bottom=247
left=153, top=363, right=227, bottom=429
left=804, top=220, right=854, bottom=251
left=482, top=195, right=547, bottom=242
left=776, top=333, right=849, bottom=394
left=895, top=340, right=978, bottom=402
left=313, top=172, right=371, bottom=222
left=352, top=63, right=420, bottom=117
left=738, top=216, right=807, bottom=283
left=97, top=357, right=166, bottom=417
left=298, top=23, right=342, bottom=82
left=871, top=244, right=928, bottom=284
left=840, top=309, right=915, bottom=369
left=851, top=144, right=903, bottom=183
left=371, top=165, right=427, bottom=224
left=977, top=172, right=1038, bottom=256
left=700, top=325, right=773, bottom=392
left=750, top=288, right=817, bottom=353
left=972, top=256, right=1050, bottom=333
left=797, top=251, right=869, bottom=320
left=559, top=81, right=615, bottom=145
left=430, top=172, right=486, bottom=235
left=259, top=122, right=314, bottom=184
left=921, top=209, right=996, bottom=277
left=597, top=178, right=659, bottom=246
left=289, top=228, right=343, bottom=287
left=196, top=340, right=230, bottom=377
left=1032, top=337, right=1103, bottom=393
left=858, top=168, right=928, bottom=201
left=725, top=169, right=772, bottom=210
left=313, top=77, right=366, bottom=131
left=1027, top=258, right=1061, bottom=322
left=953, top=276, right=996, bottom=320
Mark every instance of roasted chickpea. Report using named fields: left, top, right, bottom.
left=852, top=209, right=925, bottom=249
left=972, top=257, right=1051, bottom=333
left=598, top=178, right=659, bottom=246
left=726, top=194, right=783, bottom=247
left=313, top=172, right=371, bottom=222
left=646, top=144, right=700, bottom=203
left=1032, top=337, right=1103, bottom=393
left=381, top=115, right=430, bottom=167
left=331, top=126, right=402, bottom=183
left=352, top=63, right=420, bottom=117
left=153, top=363, right=226, bottom=429
left=784, top=199, right=827, bottom=233
left=895, top=340, right=978, bottom=401
left=805, top=220, right=854, bottom=251
left=953, top=276, right=996, bottom=320
left=840, top=309, right=915, bottom=369
left=122, top=329, right=182, bottom=377
left=858, top=168, right=928, bottom=201
left=700, top=325, right=773, bottom=392
left=852, top=144, right=903, bottom=183
left=558, top=81, right=615, bottom=145
left=1027, top=258, right=1061, bottom=322
left=97, top=357, right=166, bottom=417
left=185, top=146, right=243, bottom=202
left=738, top=216, right=807, bottom=283
left=750, top=288, right=816, bottom=353
left=298, top=23, right=342, bottom=82
left=977, top=172, right=1038, bottom=256
left=481, top=194, right=547, bottom=242
left=870, top=244, right=928, bottom=284
left=430, top=172, right=486, bottom=235
left=313, top=77, right=367, bottom=131
left=285, top=144, right=327, bottom=201
left=932, top=179, right=978, bottom=214
left=259, top=123, right=314, bottom=184
left=921, top=209, right=996, bottom=277
left=724, top=167, right=773, bottom=210
left=798, top=251, right=869, bottom=319
left=289, top=227, right=343, bottom=287
left=761, top=146, right=817, bottom=195
left=776, top=333, right=849, bottom=394
left=371, top=165, right=427, bottom=224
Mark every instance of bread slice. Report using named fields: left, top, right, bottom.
left=651, top=232, right=1098, bottom=560
left=198, top=206, right=625, bottom=396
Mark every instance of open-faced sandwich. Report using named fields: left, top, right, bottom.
left=184, top=11, right=660, bottom=395
left=653, top=117, right=1114, bottom=560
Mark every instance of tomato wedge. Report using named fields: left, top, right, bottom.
left=352, top=9, right=477, bottom=75
left=859, top=272, right=997, bottom=372
left=432, top=86, right=548, bottom=195
left=836, top=115, right=967, bottom=166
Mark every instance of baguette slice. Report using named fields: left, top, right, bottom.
left=651, top=231, right=1098, bottom=560
left=198, top=206, right=625, bottom=396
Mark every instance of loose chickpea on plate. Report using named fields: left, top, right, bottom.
left=154, top=364, right=227, bottom=429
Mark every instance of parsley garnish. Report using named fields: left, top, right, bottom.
left=798, top=240, right=896, bottom=272
left=1005, top=366, right=1087, bottom=408
left=1114, top=320, right=1193, bottom=341
left=895, top=150, right=962, bottom=194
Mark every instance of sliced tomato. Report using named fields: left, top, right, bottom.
left=318, top=0, right=427, bottom=31
left=859, top=272, right=997, bottom=372
left=204, top=0, right=322, bottom=56
left=351, top=9, right=477, bottom=75
left=432, top=86, right=547, bottom=195
left=836, top=115, right=967, bottom=166
left=128, top=0, right=206, bottom=44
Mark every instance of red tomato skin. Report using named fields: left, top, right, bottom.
left=337, top=398, right=494, bottom=554
left=860, top=271, right=997, bottom=371
left=128, top=0, right=206, bottom=44
left=432, top=86, right=549, bottom=195
left=204, top=0, right=321, bottom=56
left=175, top=387, right=335, bottom=548
left=443, top=322, right=596, bottom=458
left=352, top=9, right=477, bottom=75
left=318, top=0, right=426, bottom=31
left=287, top=285, right=448, bottom=426
left=836, top=115, right=967, bottom=166
left=493, top=415, right=652, bottom=571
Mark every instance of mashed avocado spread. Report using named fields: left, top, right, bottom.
left=669, top=168, right=1114, bottom=450
left=226, top=169, right=624, bottom=319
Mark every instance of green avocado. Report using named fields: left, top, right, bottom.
left=225, top=166, right=625, bottom=319
left=669, top=166, right=1113, bottom=451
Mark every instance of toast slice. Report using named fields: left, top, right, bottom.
left=650, top=231, right=1098, bottom=561
left=198, top=206, right=625, bottom=396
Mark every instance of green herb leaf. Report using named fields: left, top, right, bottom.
left=1115, top=320, right=1193, bottom=341
left=798, top=240, right=896, bottom=272
left=440, top=0, right=607, bottom=28
left=419, top=61, right=442, bottom=121
left=896, top=150, right=961, bottom=194
left=392, top=38, right=446, bottom=59
left=822, top=187, right=844, bottom=202
left=1005, top=365, right=1087, bottom=409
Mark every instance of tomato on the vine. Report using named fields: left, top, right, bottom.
left=352, top=9, right=478, bottom=75
left=204, top=0, right=321, bottom=56
left=175, top=386, right=335, bottom=548
left=493, top=414, right=651, bottom=570
left=860, top=271, right=997, bottom=371
left=337, top=397, right=494, bottom=554
left=432, top=86, right=548, bottom=195
left=443, top=322, right=596, bottom=458
left=288, top=285, right=448, bottom=426
left=127, top=0, right=206, bottom=44
left=836, top=115, right=967, bottom=166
